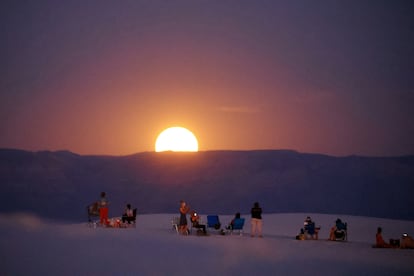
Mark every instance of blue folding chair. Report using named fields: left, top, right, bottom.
left=207, top=215, right=221, bottom=231
left=304, top=222, right=320, bottom=239
left=229, top=218, right=245, bottom=235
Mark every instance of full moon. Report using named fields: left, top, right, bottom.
left=155, top=127, right=199, bottom=152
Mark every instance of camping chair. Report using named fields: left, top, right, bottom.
left=86, top=202, right=100, bottom=227
left=207, top=215, right=221, bottom=232
left=172, top=217, right=180, bottom=234
left=334, top=220, right=348, bottom=241
left=228, top=218, right=245, bottom=235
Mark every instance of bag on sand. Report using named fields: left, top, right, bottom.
left=390, top=239, right=400, bottom=247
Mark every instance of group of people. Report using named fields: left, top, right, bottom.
left=178, top=200, right=263, bottom=237
left=96, top=192, right=136, bottom=226
left=179, top=200, right=209, bottom=235
left=95, top=194, right=414, bottom=248
left=296, top=215, right=414, bottom=249
left=375, top=227, right=414, bottom=249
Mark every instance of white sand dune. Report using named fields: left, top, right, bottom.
left=1, top=213, right=414, bottom=276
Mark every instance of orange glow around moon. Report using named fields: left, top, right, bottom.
left=155, top=127, right=199, bottom=152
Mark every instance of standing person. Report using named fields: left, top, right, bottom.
left=179, top=200, right=190, bottom=235
left=251, top=202, right=263, bottom=238
left=99, top=192, right=109, bottom=226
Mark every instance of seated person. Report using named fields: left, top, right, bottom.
left=87, top=202, right=100, bottom=222
left=190, top=211, right=207, bottom=234
left=122, top=204, right=135, bottom=224
left=226, top=212, right=241, bottom=230
left=296, top=228, right=305, bottom=240
left=401, top=233, right=414, bottom=249
left=375, top=227, right=392, bottom=248
left=335, top=218, right=346, bottom=230
left=303, top=216, right=319, bottom=240
left=329, top=218, right=346, bottom=240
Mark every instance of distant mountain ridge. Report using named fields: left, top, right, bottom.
left=0, top=148, right=413, bottom=221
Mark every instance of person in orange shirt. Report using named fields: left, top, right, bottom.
left=376, top=227, right=391, bottom=248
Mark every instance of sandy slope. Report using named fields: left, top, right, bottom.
left=1, top=213, right=413, bottom=276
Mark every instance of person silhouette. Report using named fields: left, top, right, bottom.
left=250, top=202, right=263, bottom=237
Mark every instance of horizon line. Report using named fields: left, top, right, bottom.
left=0, top=147, right=413, bottom=159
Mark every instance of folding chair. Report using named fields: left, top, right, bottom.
left=207, top=215, right=221, bottom=232
left=229, top=218, right=245, bottom=235
left=86, top=202, right=100, bottom=227
left=172, top=217, right=180, bottom=234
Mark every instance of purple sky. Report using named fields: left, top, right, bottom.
left=1, top=0, right=413, bottom=156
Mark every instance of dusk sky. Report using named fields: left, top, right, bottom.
left=1, top=0, right=413, bottom=156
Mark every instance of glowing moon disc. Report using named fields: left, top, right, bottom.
left=155, top=127, right=199, bottom=152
